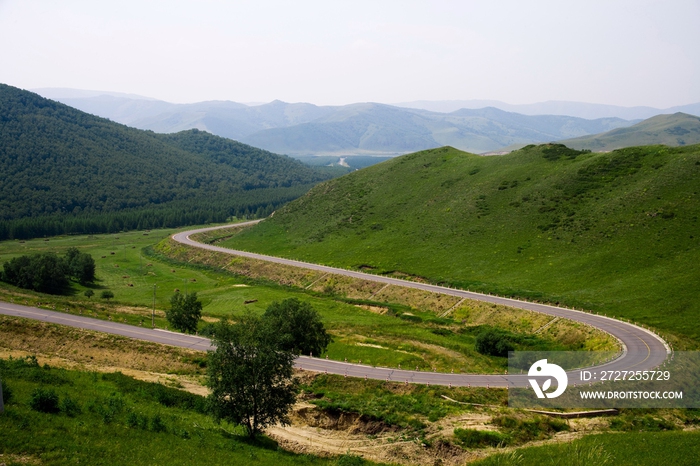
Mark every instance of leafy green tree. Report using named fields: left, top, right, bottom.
left=100, top=290, right=114, bottom=300
left=65, top=247, right=96, bottom=284
left=262, top=298, right=332, bottom=356
left=84, top=289, right=94, bottom=299
left=207, top=315, right=297, bottom=438
left=167, top=292, right=203, bottom=334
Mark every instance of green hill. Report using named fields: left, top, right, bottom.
left=220, top=144, right=700, bottom=343
left=559, top=113, right=700, bottom=151
left=0, top=84, right=327, bottom=239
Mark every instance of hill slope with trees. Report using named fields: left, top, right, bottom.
left=0, top=84, right=327, bottom=239
left=220, top=144, right=700, bottom=343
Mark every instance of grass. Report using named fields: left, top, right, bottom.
left=473, top=430, right=700, bottom=466
left=217, top=144, right=700, bottom=345
left=0, top=227, right=600, bottom=374
left=0, top=356, right=382, bottom=466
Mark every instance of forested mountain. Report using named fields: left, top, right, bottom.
left=35, top=88, right=634, bottom=155
left=0, top=84, right=327, bottom=239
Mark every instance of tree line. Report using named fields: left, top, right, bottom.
left=0, top=186, right=307, bottom=240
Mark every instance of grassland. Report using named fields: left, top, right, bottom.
left=0, top=227, right=611, bottom=374
left=217, top=144, right=700, bottom=345
left=473, top=430, right=700, bottom=466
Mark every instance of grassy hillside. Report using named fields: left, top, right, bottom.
left=220, top=144, right=700, bottom=343
left=0, top=355, right=373, bottom=466
left=560, top=112, right=700, bottom=151
left=0, top=84, right=327, bottom=239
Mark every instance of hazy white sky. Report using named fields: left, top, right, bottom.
left=1, top=0, right=698, bottom=107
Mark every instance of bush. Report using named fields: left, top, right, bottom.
left=475, top=329, right=514, bottom=357
left=100, top=290, right=114, bottom=300
left=29, top=387, right=60, bottom=413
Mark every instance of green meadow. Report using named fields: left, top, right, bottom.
left=0, top=227, right=586, bottom=374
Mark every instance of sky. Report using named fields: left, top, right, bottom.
left=0, top=0, right=698, bottom=107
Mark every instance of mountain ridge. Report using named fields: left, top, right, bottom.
left=32, top=88, right=634, bottom=155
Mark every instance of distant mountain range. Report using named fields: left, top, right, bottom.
left=33, top=88, right=638, bottom=155
left=394, top=99, right=700, bottom=120
left=558, top=113, right=700, bottom=151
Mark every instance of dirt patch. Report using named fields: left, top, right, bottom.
left=355, top=304, right=390, bottom=314
left=0, top=453, right=42, bottom=465
left=291, top=404, right=396, bottom=435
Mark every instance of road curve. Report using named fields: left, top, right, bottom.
left=172, top=222, right=670, bottom=386
left=0, top=221, right=670, bottom=388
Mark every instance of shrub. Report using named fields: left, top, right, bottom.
left=150, top=413, right=167, bottom=433
left=29, top=387, right=60, bottom=413
left=475, top=329, right=514, bottom=357
left=100, top=290, right=114, bottom=300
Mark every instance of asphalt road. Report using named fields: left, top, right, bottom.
left=0, top=221, right=670, bottom=388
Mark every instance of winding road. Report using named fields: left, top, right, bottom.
left=1, top=221, right=670, bottom=388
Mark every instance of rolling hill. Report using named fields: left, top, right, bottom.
left=34, top=89, right=633, bottom=155
left=219, top=144, right=700, bottom=343
left=0, top=84, right=327, bottom=239
left=558, top=113, right=700, bottom=151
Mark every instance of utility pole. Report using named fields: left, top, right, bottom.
left=152, top=284, right=157, bottom=328
left=0, top=376, right=4, bottom=414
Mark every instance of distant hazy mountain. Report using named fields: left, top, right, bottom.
left=33, top=87, right=634, bottom=154
left=558, top=113, right=700, bottom=151
left=395, top=100, right=700, bottom=120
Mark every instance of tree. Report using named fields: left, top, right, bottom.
left=65, top=247, right=95, bottom=284
left=84, top=289, right=94, bottom=299
left=262, top=298, right=332, bottom=356
left=100, top=290, right=114, bottom=300
left=167, top=292, right=202, bottom=334
left=207, top=315, right=297, bottom=438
